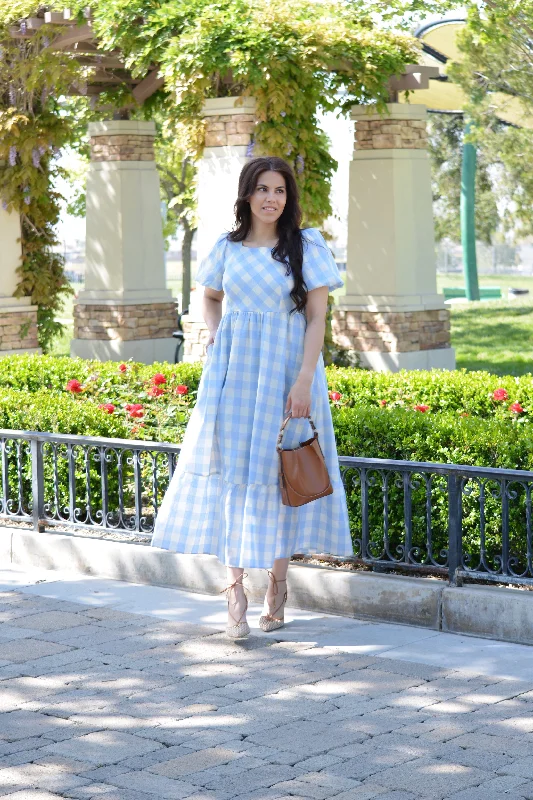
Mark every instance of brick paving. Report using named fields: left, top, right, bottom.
left=1, top=588, right=533, bottom=799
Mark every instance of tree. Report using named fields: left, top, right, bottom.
left=427, top=112, right=499, bottom=245
left=448, top=1, right=533, bottom=239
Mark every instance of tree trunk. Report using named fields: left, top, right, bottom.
left=181, top=223, right=195, bottom=313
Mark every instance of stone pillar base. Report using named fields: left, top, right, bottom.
left=181, top=314, right=211, bottom=363
left=0, top=304, right=40, bottom=355
left=72, top=302, right=177, bottom=365
left=70, top=338, right=176, bottom=365
left=357, top=347, right=456, bottom=372
left=332, top=307, right=455, bottom=372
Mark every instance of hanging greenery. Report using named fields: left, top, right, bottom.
left=1, top=0, right=424, bottom=355
left=0, top=13, right=85, bottom=351
left=82, top=0, right=420, bottom=227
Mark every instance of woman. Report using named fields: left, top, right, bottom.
left=151, top=155, right=353, bottom=638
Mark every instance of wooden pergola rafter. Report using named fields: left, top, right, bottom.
left=7, top=6, right=165, bottom=106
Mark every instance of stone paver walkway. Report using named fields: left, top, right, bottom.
left=0, top=567, right=533, bottom=800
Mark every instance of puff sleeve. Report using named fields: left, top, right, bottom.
left=302, top=228, right=344, bottom=292
left=195, top=233, right=228, bottom=290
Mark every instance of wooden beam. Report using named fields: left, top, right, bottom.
left=26, top=18, right=45, bottom=30
left=50, top=24, right=94, bottom=50
left=74, top=56, right=125, bottom=68
left=132, top=69, right=165, bottom=103
left=89, top=72, right=138, bottom=84
left=9, top=26, right=35, bottom=38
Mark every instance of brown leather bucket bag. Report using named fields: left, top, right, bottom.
left=277, top=411, right=333, bottom=507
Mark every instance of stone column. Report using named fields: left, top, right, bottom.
left=182, top=96, right=256, bottom=362
left=334, top=103, right=455, bottom=371
left=71, top=120, right=176, bottom=364
left=0, top=203, right=40, bottom=357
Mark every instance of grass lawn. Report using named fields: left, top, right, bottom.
left=436, top=273, right=533, bottom=376
left=47, top=272, right=533, bottom=376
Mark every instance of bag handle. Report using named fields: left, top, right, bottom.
left=276, top=411, right=318, bottom=453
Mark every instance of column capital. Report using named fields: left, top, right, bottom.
left=88, top=120, right=156, bottom=137
left=350, top=103, right=428, bottom=122
left=201, top=96, right=257, bottom=117
left=201, top=96, right=257, bottom=148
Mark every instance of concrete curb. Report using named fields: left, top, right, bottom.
left=1, top=528, right=532, bottom=645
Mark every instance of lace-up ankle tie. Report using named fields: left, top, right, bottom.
left=220, top=573, right=250, bottom=639
left=259, top=570, right=288, bottom=632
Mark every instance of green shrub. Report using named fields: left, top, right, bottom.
left=326, top=365, right=533, bottom=418
left=333, top=405, right=533, bottom=574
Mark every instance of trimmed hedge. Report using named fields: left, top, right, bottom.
left=0, top=355, right=531, bottom=419
left=326, top=365, right=533, bottom=418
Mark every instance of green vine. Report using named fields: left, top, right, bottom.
left=89, top=0, right=419, bottom=226
left=1, top=0, right=420, bottom=355
left=0, top=18, right=84, bottom=351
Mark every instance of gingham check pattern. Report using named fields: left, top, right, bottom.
left=151, top=228, right=354, bottom=568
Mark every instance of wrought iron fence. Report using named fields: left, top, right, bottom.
left=1, top=429, right=532, bottom=587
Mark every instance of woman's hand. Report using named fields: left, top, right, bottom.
left=285, top=377, right=312, bottom=418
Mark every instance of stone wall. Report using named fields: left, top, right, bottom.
left=74, top=303, right=176, bottom=341
left=204, top=114, right=256, bottom=147
left=90, top=135, right=155, bottom=162
left=0, top=309, right=39, bottom=352
left=355, top=118, right=428, bottom=150
left=332, top=308, right=451, bottom=353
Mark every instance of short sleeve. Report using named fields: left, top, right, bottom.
left=195, top=233, right=227, bottom=290
left=302, top=228, right=344, bottom=292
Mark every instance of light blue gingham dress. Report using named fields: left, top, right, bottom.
left=151, top=227, right=354, bottom=568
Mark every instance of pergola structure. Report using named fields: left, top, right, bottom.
left=7, top=7, right=164, bottom=105
left=1, top=9, right=455, bottom=370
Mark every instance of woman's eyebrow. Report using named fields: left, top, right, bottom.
left=256, top=183, right=285, bottom=189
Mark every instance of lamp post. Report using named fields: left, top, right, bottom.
left=461, top=119, right=480, bottom=301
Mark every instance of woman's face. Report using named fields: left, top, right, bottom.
left=248, top=170, right=287, bottom=225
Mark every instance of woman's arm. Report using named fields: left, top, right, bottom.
left=202, top=287, right=224, bottom=344
left=286, top=286, right=329, bottom=418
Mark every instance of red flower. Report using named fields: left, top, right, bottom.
left=329, top=391, right=341, bottom=401
left=414, top=404, right=430, bottom=413
left=493, top=388, right=509, bottom=402
left=379, top=399, right=387, bottom=407
left=509, top=402, right=525, bottom=414
left=125, top=403, right=144, bottom=418
left=66, top=379, right=83, bottom=393
left=118, top=363, right=127, bottom=373
left=98, top=403, right=115, bottom=414
left=176, top=384, right=189, bottom=395
left=147, top=386, right=165, bottom=398
left=152, top=373, right=167, bottom=386
left=460, top=412, right=470, bottom=417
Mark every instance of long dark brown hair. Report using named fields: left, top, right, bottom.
left=227, top=156, right=308, bottom=315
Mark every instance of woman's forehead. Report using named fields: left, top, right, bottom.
left=256, top=170, right=286, bottom=188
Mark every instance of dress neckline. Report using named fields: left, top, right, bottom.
left=240, top=241, right=275, bottom=250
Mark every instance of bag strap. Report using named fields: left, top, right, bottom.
left=276, top=411, right=318, bottom=453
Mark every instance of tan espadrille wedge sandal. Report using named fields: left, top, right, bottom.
left=259, top=570, right=288, bottom=632
left=219, top=573, right=250, bottom=639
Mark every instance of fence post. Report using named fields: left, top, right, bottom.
left=448, top=472, right=463, bottom=586
left=30, top=438, right=45, bottom=533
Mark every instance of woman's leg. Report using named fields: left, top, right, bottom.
left=262, top=557, right=290, bottom=618
left=226, top=566, right=247, bottom=626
